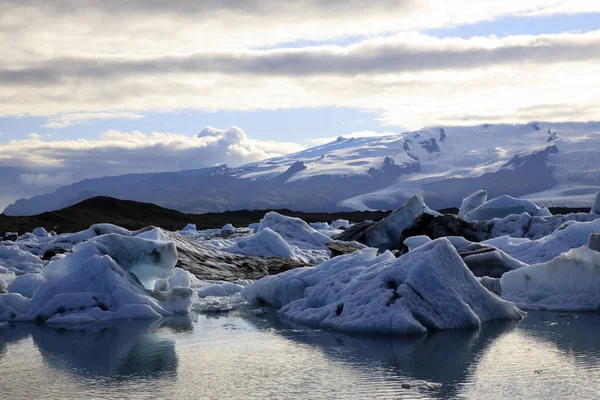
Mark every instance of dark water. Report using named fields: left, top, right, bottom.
left=1, top=311, right=599, bottom=399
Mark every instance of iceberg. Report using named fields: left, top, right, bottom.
left=484, top=218, right=600, bottom=264
left=233, top=212, right=333, bottom=264
left=588, top=233, right=600, bottom=251
left=501, top=245, right=600, bottom=311
left=183, top=223, right=197, bottom=231
left=459, top=189, right=487, bottom=219
left=224, top=228, right=294, bottom=260
left=0, top=228, right=194, bottom=324
left=593, top=192, right=600, bottom=214
left=242, top=238, right=523, bottom=334
left=334, top=194, right=441, bottom=250
left=464, top=195, right=551, bottom=222
left=221, top=223, right=235, bottom=232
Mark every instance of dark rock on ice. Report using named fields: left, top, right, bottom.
left=164, top=231, right=309, bottom=281
left=325, top=242, right=363, bottom=257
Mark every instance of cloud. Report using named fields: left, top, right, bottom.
left=0, top=31, right=599, bottom=129
left=0, top=127, right=304, bottom=198
left=42, top=112, right=145, bottom=129
left=19, top=172, right=74, bottom=187
left=4, top=31, right=600, bottom=83
left=0, top=126, right=304, bottom=209
left=2, top=0, right=598, bottom=60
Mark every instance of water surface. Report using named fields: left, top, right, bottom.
left=1, top=311, right=599, bottom=399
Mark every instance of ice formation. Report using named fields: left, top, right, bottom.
left=463, top=195, right=551, bottom=222
left=183, top=223, right=197, bottom=231
left=309, top=222, right=331, bottom=230
left=223, top=228, right=294, bottom=259
left=588, top=233, right=600, bottom=251
left=459, top=189, right=487, bottom=219
left=242, top=239, right=523, bottom=334
left=221, top=223, right=235, bottom=232
left=501, top=245, right=600, bottom=311
left=224, top=212, right=334, bottom=264
left=593, top=192, right=600, bottom=214
left=403, top=235, right=432, bottom=251
left=0, top=228, right=198, bottom=324
left=484, top=218, right=600, bottom=264
left=331, top=220, right=350, bottom=229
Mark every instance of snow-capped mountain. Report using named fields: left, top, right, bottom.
left=4, top=122, right=600, bottom=216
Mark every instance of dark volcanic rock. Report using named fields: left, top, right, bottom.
left=164, top=231, right=308, bottom=281
left=400, top=213, right=489, bottom=249
left=2, top=233, right=18, bottom=242
left=326, top=242, right=363, bottom=257
left=41, top=247, right=70, bottom=261
left=332, top=221, right=376, bottom=243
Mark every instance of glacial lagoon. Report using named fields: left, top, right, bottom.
left=1, top=310, right=599, bottom=399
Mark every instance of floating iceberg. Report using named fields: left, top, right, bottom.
left=484, top=218, right=600, bottom=264
left=309, top=222, right=330, bottom=230
left=501, top=245, right=600, bottom=311
left=224, top=228, right=294, bottom=260
left=593, top=192, right=600, bottom=214
left=331, top=219, right=350, bottom=229
left=242, top=238, right=523, bottom=334
left=463, top=195, right=551, bottom=222
left=221, top=223, right=235, bottom=232
left=0, top=228, right=195, bottom=324
left=459, top=189, right=487, bottom=219
left=225, top=212, right=334, bottom=264
left=334, top=195, right=440, bottom=250
left=183, top=223, right=197, bottom=231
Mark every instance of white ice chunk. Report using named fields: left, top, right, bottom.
left=88, top=232, right=177, bottom=289
left=464, top=195, right=551, bottom=222
left=484, top=218, right=600, bottom=264
left=403, top=235, right=432, bottom=251
left=331, top=219, right=350, bottom=229
left=7, top=273, right=44, bottom=298
left=459, top=189, right=487, bottom=218
left=309, top=222, right=330, bottom=230
left=225, top=228, right=294, bottom=259
left=1, top=231, right=193, bottom=324
left=32, top=227, right=49, bottom=237
left=501, top=245, right=600, bottom=311
left=592, top=192, right=600, bottom=214
left=221, top=223, right=235, bottom=232
left=588, top=233, right=600, bottom=251
left=242, top=238, right=523, bottom=334
left=183, top=223, right=197, bottom=231
left=0, top=245, right=46, bottom=274
left=364, top=194, right=441, bottom=250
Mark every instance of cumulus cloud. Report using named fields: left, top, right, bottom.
left=0, top=127, right=304, bottom=195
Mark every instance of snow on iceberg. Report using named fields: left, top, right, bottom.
left=463, top=195, right=551, bottom=222
left=0, top=245, right=47, bottom=274
left=223, top=227, right=294, bottom=260
left=592, top=192, right=600, bottom=214
left=331, top=219, right=350, bottom=229
left=484, top=218, right=600, bottom=264
left=221, top=223, right=235, bottom=232
left=226, top=212, right=334, bottom=264
left=459, top=189, right=487, bottom=219
left=242, top=238, right=523, bottom=334
left=183, top=223, right=197, bottom=231
left=0, top=228, right=195, bottom=324
left=500, top=245, right=600, bottom=311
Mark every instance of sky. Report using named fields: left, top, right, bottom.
left=0, top=1, right=599, bottom=210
